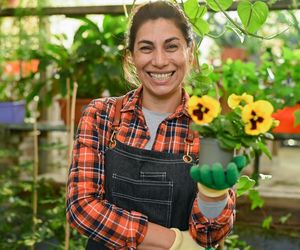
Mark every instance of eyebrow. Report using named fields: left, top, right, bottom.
left=137, top=37, right=180, bottom=45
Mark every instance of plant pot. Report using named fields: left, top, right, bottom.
left=198, top=138, right=233, bottom=166
left=4, top=0, right=19, bottom=8
left=58, top=98, right=92, bottom=126
left=221, top=47, right=248, bottom=61
left=0, top=100, right=25, bottom=124
left=272, top=104, right=300, bottom=134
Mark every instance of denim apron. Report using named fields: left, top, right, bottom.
left=86, top=97, right=197, bottom=250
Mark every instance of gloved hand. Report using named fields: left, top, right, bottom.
left=169, top=228, right=204, bottom=250
left=190, top=155, right=247, bottom=192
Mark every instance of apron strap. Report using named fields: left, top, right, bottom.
left=112, top=96, right=124, bottom=129
left=183, top=126, right=199, bottom=163
left=109, top=96, right=124, bottom=148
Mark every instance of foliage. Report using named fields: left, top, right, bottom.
left=182, top=0, right=271, bottom=41
left=236, top=175, right=256, bottom=197
left=225, top=234, right=252, bottom=250
left=186, top=46, right=300, bottom=130
left=188, top=93, right=278, bottom=160
left=26, top=15, right=129, bottom=106
left=0, top=155, right=87, bottom=249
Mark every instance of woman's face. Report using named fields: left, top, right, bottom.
left=132, top=18, right=192, bottom=100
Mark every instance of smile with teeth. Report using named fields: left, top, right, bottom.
left=149, top=71, right=174, bottom=81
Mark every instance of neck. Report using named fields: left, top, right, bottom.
left=142, top=89, right=182, bottom=113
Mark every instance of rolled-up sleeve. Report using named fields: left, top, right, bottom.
left=66, top=101, right=148, bottom=249
left=189, top=189, right=236, bottom=248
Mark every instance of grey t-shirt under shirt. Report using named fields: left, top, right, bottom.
left=142, top=107, right=227, bottom=218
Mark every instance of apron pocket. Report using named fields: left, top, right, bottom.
left=112, top=173, right=173, bottom=227
left=140, top=171, right=167, bottom=182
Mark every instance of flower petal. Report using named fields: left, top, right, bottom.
left=188, top=95, right=220, bottom=125
left=242, top=100, right=274, bottom=135
left=228, top=93, right=253, bottom=109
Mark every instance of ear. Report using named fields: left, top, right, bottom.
left=125, top=50, right=134, bottom=65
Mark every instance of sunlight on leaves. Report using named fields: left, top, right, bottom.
left=237, top=1, right=269, bottom=33
left=259, top=173, right=272, bottom=180
left=236, top=175, right=256, bottom=197
left=206, top=0, right=233, bottom=12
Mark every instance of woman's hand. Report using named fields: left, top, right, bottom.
left=190, top=155, right=247, bottom=197
left=169, top=228, right=203, bottom=250
left=138, top=222, right=176, bottom=250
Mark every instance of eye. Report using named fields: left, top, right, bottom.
left=166, top=44, right=178, bottom=52
left=139, top=46, right=152, bottom=53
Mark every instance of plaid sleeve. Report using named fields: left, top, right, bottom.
left=189, top=188, right=236, bottom=248
left=66, top=100, right=148, bottom=249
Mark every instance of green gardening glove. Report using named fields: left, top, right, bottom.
left=190, top=155, right=247, bottom=191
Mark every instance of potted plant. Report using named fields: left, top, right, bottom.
left=260, top=47, right=300, bottom=134
left=187, top=93, right=279, bottom=167
left=215, top=30, right=248, bottom=62
left=27, top=15, right=128, bottom=125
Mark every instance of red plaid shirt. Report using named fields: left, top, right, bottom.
left=66, top=86, right=235, bottom=249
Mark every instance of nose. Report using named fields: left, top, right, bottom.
left=152, top=49, right=168, bottom=68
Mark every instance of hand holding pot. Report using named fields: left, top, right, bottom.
left=190, top=155, right=247, bottom=196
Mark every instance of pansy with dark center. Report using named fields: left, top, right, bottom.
left=242, top=100, right=274, bottom=135
left=188, top=95, right=221, bottom=125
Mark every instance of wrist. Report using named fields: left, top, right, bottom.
left=197, top=183, right=228, bottom=201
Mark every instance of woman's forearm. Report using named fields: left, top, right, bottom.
left=138, top=222, right=176, bottom=250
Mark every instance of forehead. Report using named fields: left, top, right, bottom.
left=135, top=18, right=185, bottom=43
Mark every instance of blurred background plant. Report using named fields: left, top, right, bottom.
left=26, top=15, right=129, bottom=107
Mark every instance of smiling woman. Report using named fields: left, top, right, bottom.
left=66, top=1, right=244, bottom=250
left=131, top=18, right=193, bottom=112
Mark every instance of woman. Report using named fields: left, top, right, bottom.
left=66, top=1, right=245, bottom=249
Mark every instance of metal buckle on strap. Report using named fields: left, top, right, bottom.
left=109, top=129, right=117, bottom=149
left=183, top=138, right=193, bottom=163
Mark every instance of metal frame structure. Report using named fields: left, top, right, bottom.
left=0, top=0, right=299, bottom=17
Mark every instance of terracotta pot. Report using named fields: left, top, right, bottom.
left=272, top=104, right=300, bottom=134
left=4, top=0, right=19, bottom=8
left=58, top=98, right=93, bottom=126
left=221, top=47, right=248, bottom=61
left=198, top=138, right=233, bottom=166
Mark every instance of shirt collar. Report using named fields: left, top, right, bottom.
left=121, top=86, right=143, bottom=112
left=121, top=85, right=191, bottom=118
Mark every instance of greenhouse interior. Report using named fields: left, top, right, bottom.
left=0, top=0, right=299, bottom=249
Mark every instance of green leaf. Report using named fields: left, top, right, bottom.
left=279, top=213, right=292, bottom=224
left=200, top=63, right=214, bottom=76
left=294, top=109, right=300, bottom=127
left=257, top=141, right=272, bottom=159
left=248, top=189, right=264, bottom=210
left=237, top=1, right=269, bottom=33
left=206, top=0, right=233, bottom=12
left=184, top=0, right=206, bottom=19
left=236, top=175, right=256, bottom=197
left=193, top=17, right=210, bottom=36
left=262, top=216, right=272, bottom=229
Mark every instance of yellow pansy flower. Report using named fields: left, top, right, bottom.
left=242, top=100, right=274, bottom=135
left=188, top=95, right=221, bottom=125
left=228, top=93, right=254, bottom=109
